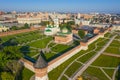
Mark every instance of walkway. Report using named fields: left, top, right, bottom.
left=103, top=52, right=120, bottom=58
left=71, top=35, right=117, bottom=80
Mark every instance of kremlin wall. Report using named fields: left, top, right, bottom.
left=20, top=27, right=110, bottom=80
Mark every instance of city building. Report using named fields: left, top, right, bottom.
left=17, top=16, right=41, bottom=24
left=0, top=24, right=9, bottom=32
left=75, top=19, right=90, bottom=25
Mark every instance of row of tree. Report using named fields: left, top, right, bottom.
left=10, top=23, right=29, bottom=30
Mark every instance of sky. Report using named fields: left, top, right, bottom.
left=0, top=0, right=120, bottom=13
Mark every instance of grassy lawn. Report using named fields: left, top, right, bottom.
left=51, top=44, right=70, bottom=52
left=61, top=76, right=68, bottom=80
left=103, top=69, right=115, bottom=79
left=109, top=40, right=120, bottom=47
left=104, top=32, right=113, bottom=38
left=115, top=35, right=120, bottom=39
left=44, top=52, right=56, bottom=60
left=83, top=67, right=109, bottom=80
left=92, top=55, right=120, bottom=67
left=65, top=62, right=82, bottom=77
left=77, top=51, right=96, bottom=63
left=104, top=39, right=120, bottom=55
left=97, top=38, right=109, bottom=47
left=105, top=47, right=120, bottom=54
left=28, top=37, right=53, bottom=48
left=1, top=30, right=40, bottom=43
left=22, top=68, right=34, bottom=80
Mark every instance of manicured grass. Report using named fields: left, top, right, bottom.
left=104, top=39, right=120, bottom=55
left=77, top=51, right=96, bottom=63
left=65, top=62, right=82, bottom=77
left=28, top=37, right=53, bottom=48
left=97, top=39, right=109, bottom=47
left=92, top=55, right=120, bottom=67
left=103, top=69, right=115, bottom=79
left=83, top=67, right=109, bottom=80
left=61, top=76, right=68, bottom=80
left=1, top=30, right=40, bottom=43
left=26, top=52, right=39, bottom=57
left=22, top=68, right=34, bottom=80
left=44, top=52, right=56, bottom=60
left=105, top=47, right=120, bottom=54
left=109, top=40, right=120, bottom=47
left=115, top=35, right=120, bottom=39
left=1, top=30, right=45, bottom=45
left=104, top=33, right=113, bottom=38
left=51, top=44, right=70, bottom=52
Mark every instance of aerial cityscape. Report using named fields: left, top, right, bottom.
left=0, top=0, right=120, bottom=80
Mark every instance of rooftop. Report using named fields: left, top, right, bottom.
left=34, top=51, right=48, bottom=69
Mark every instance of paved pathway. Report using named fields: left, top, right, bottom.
left=103, top=52, right=120, bottom=58
left=112, top=66, right=119, bottom=80
left=71, top=35, right=117, bottom=80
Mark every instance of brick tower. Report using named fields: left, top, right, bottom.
left=34, top=51, right=48, bottom=80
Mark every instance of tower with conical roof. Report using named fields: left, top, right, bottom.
left=34, top=51, right=48, bottom=80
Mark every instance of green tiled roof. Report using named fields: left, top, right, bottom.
left=45, top=29, right=52, bottom=32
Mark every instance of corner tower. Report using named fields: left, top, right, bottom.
left=34, top=51, right=48, bottom=80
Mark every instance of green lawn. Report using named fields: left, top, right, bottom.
left=83, top=67, right=109, bottom=80
left=28, top=37, right=53, bottom=48
left=22, top=68, right=34, bottom=80
left=115, top=35, right=120, bottom=39
left=92, top=55, right=120, bottom=67
left=51, top=44, right=70, bottom=52
left=77, top=51, right=96, bottom=63
left=103, top=69, right=115, bottom=79
left=65, top=62, right=82, bottom=77
left=105, top=47, right=120, bottom=54
left=104, top=39, right=120, bottom=55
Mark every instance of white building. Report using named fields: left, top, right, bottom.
left=0, top=24, right=9, bottom=32
left=75, top=19, right=90, bottom=25
left=44, top=17, right=60, bottom=35
left=17, top=17, right=41, bottom=24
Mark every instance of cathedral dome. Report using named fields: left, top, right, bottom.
left=62, top=27, right=68, bottom=33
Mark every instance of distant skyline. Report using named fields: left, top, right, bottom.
left=0, top=0, right=120, bottom=13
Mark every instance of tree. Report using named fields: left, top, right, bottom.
left=2, top=38, right=18, bottom=46
left=10, top=26, right=18, bottom=30
left=24, top=23, right=29, bottom=29
left=6, top=60, right=23, bottom=80
left=2, top=46, right=23, bottom=60
left=40, top=21, right=49, bottom=26
left=0, top=38, right=3, bottom=51
left=67, top=21, right=75, bottom=25
left=78, top=30, right=85, bottom=39
left=106, top=19, right=109, bottom=24
left=1, top=72, right=14, bottom=80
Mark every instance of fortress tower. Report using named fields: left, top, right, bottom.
left=34, top=51, right=48, bottom=80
